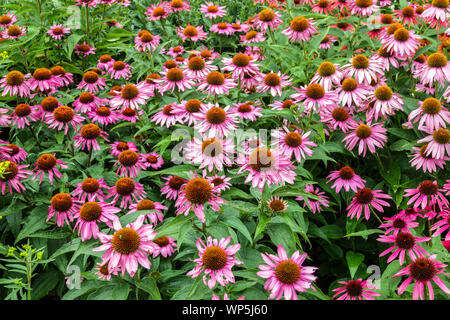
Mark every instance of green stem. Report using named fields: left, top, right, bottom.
left=374, top=153, right=385, bottom=173
left=66, top=130, right=75, bottom=157
left=159, top=19, right=168, bottom=37
left=87, top=147, right=93, bottom=167
left=29, top=126, right=41, bottom=148
left=370, top=206, right=383, bottom=225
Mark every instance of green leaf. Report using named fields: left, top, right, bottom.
left=62, top=280, right=106, bottom=300
left=223, top=215, right=253, bottom=244
left=31, top=271, right=60, bottom=300
left=346, top=251, right=365, bottom=279
left=345, top=229, right=383, bottom=238
left=136, top=277, right=161, bottom=300
left=88, top=282, right=130, bottom=300
left=266, top=223, right=297, bottom=255
left=155, top=215, right=190, bottom=238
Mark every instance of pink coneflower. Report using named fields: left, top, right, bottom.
left=409, top=98, right=450, bottom=131
left=319, top=35, right=338, bottom=49
left=128, top=199, right=167, bottom=226
left=169, top=0, right=190, bottom=11
left=343, top=122, right=387, bottom=156
left=47, top=193, right=79, bottom=227
left=187, top=236, right=242, bottom=289
left=335, top=78, right=371, bottom=109
left=45, top=105, right=84, bottom=135
left=397, top=207, right=424, bottom=221
left=267, top=196, right=288, bottom=213
left=312, top=0, right=337, bottom=14
left=75, top=0, right=97, bottom=6
left=207, top=174, right=231, bottom=194
left=151, top=103, right=182, bottom=128
left=413, top=52, right=450, bottom=86
left=244, top=46, right=263, bottom=61
left=0, top=70, right=31, bottom=98
left=0, top=12, right=17, bottom=28
left=381, top=27, right=421, bottom=57
left=74, top=42, right=96, bottom=56
left=343, top=54, right=384, bottom=85
left=270, top=99, right=296, bottom=111
left=109, top=141, right=138, bottom=157
left=2, top=25, right=26, bottom=39
left=77, top=71, right=107, bottom=94
left=222, top=53, right=259, bottom=80
left=272, top=127, right=316, bottom=162
left=145, top=3, right=171, bottom=21
left=74, top=202, right=120, bottom=241
left=177, top=25, right=208, bottom=42
left=378, top=232, right=430, bottom=265
left=28, top=68, right=61, bottom=92
left=51, top=65, right=73, bottom=88
left=332, top=279, right=380, bottom=300
left=430, top=209, right=450, bottom=240
left=394, top=255, right=450, bottom=300
left=106, top=177, right=146, bottom=209
left=347, top=187, right=391, bottom=221
left=420, top=0, right=450, bottom=28
left=185, top=135, right=234, bottom=172
left=198, top=46, right=221, bottom=60
left=380, top=215, right=419, bottom=235
left=0, top=143, right=27, bottom=163
left=409, top=144, right=449, bottom=173
left=320, top=106, right=357, bottom=133
left=404, top=180, right=449, bottom=212
left=296, top=184, right=330, bottom=214
left=0, top=161, right=31, bottom=195
left=326, top=166, right=366, bottom=193
left=256, top=71, right=291, bottom=97
left=167, top=46, right=185, bottom=57
left=197, top=71, right=237, bottom=97
left=240, top=30, right=266, bottom=43
left=175, top=171, right=226, bottom=223
left=332, top=0, right=350, bottom=10
left=134, top=31, right=160, bottom=52
left=257, top=245, right=317, bottom=300
left=200, top=2, right=226, bottom=19
left=210, top=22, right=234, bottom=35
left=237, top=147, right=296, bottom=191
left=372, top=46, right=401, bottom=71
left=291, top=83, right=336, bottom=112
left=47, top=24, right=70, bottom=40
left=366, top=85, right=404, bottom=120
left=72, top=177, right=109, bottom=202
left=393, top=5, right=419, bottom=26
left=182, top=56, right=217, bottom=80
left=114, top=150, right=146, bottom=178
left=73, top=92, right=103, bottom=113
left=110, top=83, right=153, bottom=110
left=108, top=61, right=133, bottom=80
left=95, top=261, right=117, bottom=280
left=104, top=20, right=122, bottom=28
left=88, top=105, right=120, bottom=126
left=157, top=67, right=195, bottom=94
left=172, top=99, right=203, bottom=126
left=0, top=109, right=10, bottom=127
left=194, top=103, right=237, bottom=137
left=230, top=102, right=262, bottom=121
left=152, top=236, right=177, bottom=258
left=73, top=123, right=109, bottom=151
left=418, top=128, right=450, bottom=160
left=212, top=293, right=245, bottom=300
left=141, top=152, right=164, bottom=170
left=93, top=215, right=158, bottom=277
left=161, top=175, right=186, bottom=200
left=348, top=0, right=379, bottom=17
left=10, top=103, right=38, bottom=129
left=253, top=9, right=283, bottom=31
left=97, top=55, right=115, bottom=72
left=32, top=153, right=67, bottom=185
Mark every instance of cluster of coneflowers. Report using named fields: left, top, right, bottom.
left=0, top=0, right=449, bottom=300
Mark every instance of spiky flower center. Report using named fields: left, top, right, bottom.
left=217, top=22, right=228, bottom=29
left=212, top=177, right=224, bottom=186
left=432, top=0, right=449, bottom=9
left=202, top=246, right=227, bottom=270
left=346, top=280, right=363, bottom=297
left=5, top=144, right=19, bottom=155
left=352, top=55, right=369, bottom=69
left=116, top=142, right=129, bottom=152
left=183, top=26, right=198, bottom=37
left=422, top=98, right=441, bottom=115
left=121, top=84, right=139, bottom=100
left=164, top=60, right=177, bottom=69
left=341, top=78, right=357, bottom=92
left=419, top=144, right=433, bottom=159
left=171, top=0, right=183, bottom=8
left=77, top=44, right=90, bottom=52
left=290, top=17, right=310, bottom=32
left=249, top=147, right=274, bottom=172
left=51, top=193, right=73, bottom=212
left=306, top=83, right=325, bottom=99
left=318, top=62, right=336, bottom=77
left=427, top=53, right=447, bottom=68
left=166, top=68, right=184, bottom=82
left=112, top=228, right=141, bottom=255
left=51, top=66, right=66, bottom=76
left=207, top=5, right=218, bottom=12
left=7, top=25, right=21, bottom=36
left=185, top=99, right=201, bottom=113
left=355, top=124, right=372, bottom=139
left=282, top=100, right=294, bottom=109
left=137, top=199, right=155, bottom=210
left=79, top=92, right=94, bottom=104
left=147, top=155, right=158, bottom=163
left=402, top=6, right=415, bottom=17
left=33, top=68, right=52, bottom=81
left=153, top=7, right=166, bottom=16
left=96, top=106, right=111, bottom=117
left=339, top=166, right=354, bottom=180
left=122, top=108, right=136, bottom=117
left=355, top=187, right=374, bottom=204
left=115, top=177, right=135, bottom=195
left=14, top=103, right=31, bottom=117
left=169, top=176, right=184, bottom=190
left=83, top=71, right=99, bottom=83
left=5, top=71, right=25, bottom=86
left=269, top=199, right=286, bottom=212
left=331, top=107, right=349, bottom=122
left=418, top=180, right=438, bottom=196
left=395, top=232, right=415, bottom=249
left=374, top=85, right=393, bottom=101
left=119, top=150, right=139, bottom=167
left=81, top=177, right=100, bottom=193
left=37, top=154, right=57, bottom=171
left=146, top=73, right=160, bottom=84
left=201, top=50, right=212, bottom=59
left=113, top=61, right=126, bottom=71
left=188, top=56, right=205, bottom=71
left=258, top=9, right=275, bottom=22
left=318, top=0, right=330, bottom=8
left=394, top=28, right=410, bottom=42
left=206, top=71, right=225, bottom=85
left=79, top=202, right=102, bottom=221
left=263, top=73, right=281, bottom=87
left=275, top=260, right=301, bottom=284
left=206, top=107, right=226, bottom=124
left=81, top=124, right=101, bottom=140
left=202, top=138, right=223, bottom=157
left=381, top=14, right=393, bottom=24
left=284, top=132, right=303, bottom=147
left=393, top=218, right=406, bottom=229
left=162, top=105, right=173, bottom=116
left=238, top=103, right=252, bottom=113
left=410, top=258, right=437, bottom=281
left=184, top=177, right=212, bottom=204
left=153, top=236, right=169, bottom=247
left=355, top=0, right=373, bottom=8
left=245, top=30, right=258, bottom=40
left=53, top=106, right=74, bottom=123
left=0, top=161, right=18, bottom=181
left=0, top=15, right=12, bottom=25
left=377, top=46, right=392, bottom=58
left=140, top=32, right=153, bottom=42
left=433, top=128, right=450, bottom=144
left=232, top=53, right=250, bottom=67
left=52, top=27, right=63, bottom=35
left=99, top=55, right=112, bottom=63
left=386, top=23, right=403, bottom=35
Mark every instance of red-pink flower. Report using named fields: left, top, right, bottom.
left=378, top=232, right=430, bottom=265
left=347, top=187, right=391, bottom=220
left=332, top=279, right=380, bottom=300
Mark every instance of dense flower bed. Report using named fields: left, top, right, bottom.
left=0, top=0, right=449, bottom=300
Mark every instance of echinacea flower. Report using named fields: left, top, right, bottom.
left=28, top=68, right=61, bottom=92
left=93, top=215, right=158, bottom=277
left=404, top=180, right=449, bottom=212
left=72, top=177, right=109, bottom=202
left=296, top=184, right=330, bottom=214
left=142, top=152, right=164, bottom=170
left=74, top=201, right=120, bottom=241
left=109, top=141, right=138, bottom=157
left=366, top=85, right=404, bottom=120
left=343, top=54, right=384, bottom=85
left=379, top=215, right=419, bottom=235
left=151, top=103, right=182, bottom=128
left=32, top=153, right=67, bottom=185
left=45, top=105, right=84, bottom=135
left=418, top=128, right=450, bottom=160
left=177, top=25, right=208, bottom=42
left=47, top=193, right=79, bottom=227
left=0, top=143, right=27, bottom=163
left=97, top=55, right=115, bottom=71
left=185, top=135, right=234, bottom=172
left=310, top=61, right=343, bottom=90
left=393, top=5, right=420, bottom=26
left=73, top=123, right=109, bottom=151
left=222, top=53, right=259, bottom=80
left=409, top=144, right=449, bottom=173
left=2, top=25, right=26, bottom=39
left=161, top=175, right=186, bottom=200
left=47, top=24, right=70, bottom=40
left=166, top=46, right=185, bottom=58
left=378, top=232, right=430, bottom=265
left=74, top=42, right=96, bottom=56
left=197, top=71, right=237, bottom=96
left=413, top=52, right=450, bottom=86
left=200, top=2, right=226, bottom=19
left=171, top=99, right=204, bottom=126
left=114, top=150, right=147, bottom=178
left=77, top=71, right=107, bottom=93
left=332, top=279, right=380, bottom=300
left=110, top=83, right=153, bottom=110
left=335, top=78, right=371, bottom=108
left=230, top=102, right=263, bottom=121
left=182, top=56, right=217, bottom=80
left=157, top=67, right=195, bottom=94
left=95, top=260, right=118, bottom=280
left=430, top=209, right=450, bottom=240
left=253, top=9, right=283, bottom=32
left=349, top=0, right=379, bottom=17
left=187, top=236, right=242, bottom=289
left=106, top=177, right=147, bottom=209
left=257, top=245, right=317, bottom=300
left=271, top=127, right=317, bottom=162
left=326, top=166, right=366, bottom=193
left=0, top=161, right=31, bottom=195
left=10, top=103, right=38, bottom=129
left=151, top=236, right=177, bottom=258
left=347, top=187, right=391, bottom=220
left=0, top=12, right=17, bottom=28
left=0, top=70, right=31, bottom=98
left=88, top=105, right=120, bottom=126
left=240, top=30, right=266, bottom=43
left=312, top=0, right=338, bottom=14
left=408, top=98, right=450, bottom=131
left=210, top=22, right=234, bottom=35
left=194, top=103, right=238, bottom=137
left=256, top=71, right=292, bottom=97
left=267, top=196, right=288, bottom=213
left=127, top=199, right=167, bottom=226
left=320, top=106, right=357, bottom=133
left=207, top=174, right=231, bottom=194
left=342, top=122, right=388, bottom=156
left=145, top=3, right=171, bottom=21
left=292, top=83, right=337, bottom=112
left=50, top=65, right=73, bottom=88
left=381, top=27, right=421, bottom=57
left=420, top=0, right=450, bottom=28
left=108, top=60, right=133, bottom=80
left=175, top=171, right=225, bottom=223
left=394, top=255, right=450, bottom=300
